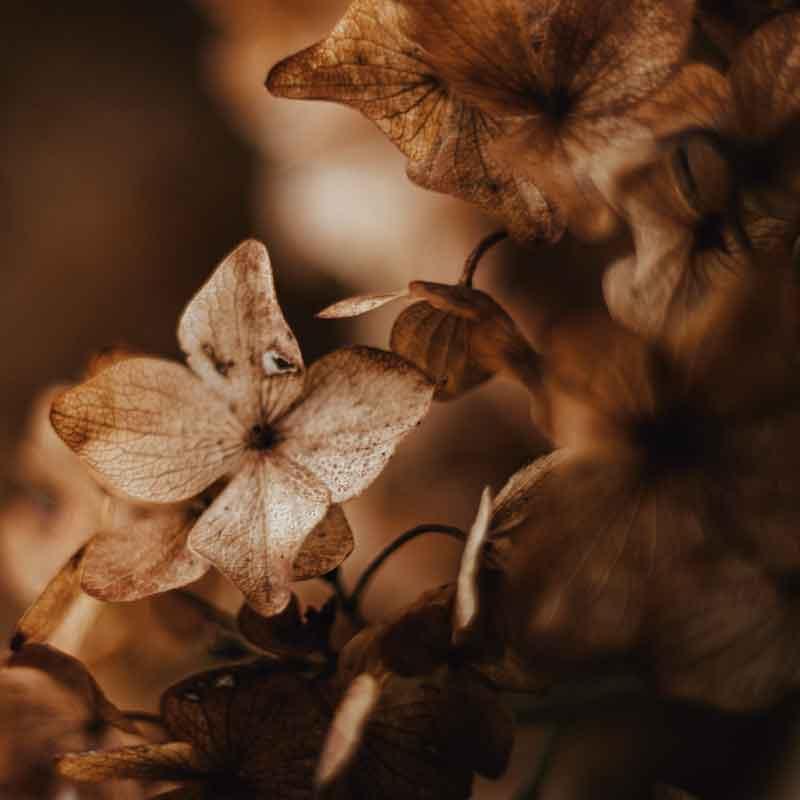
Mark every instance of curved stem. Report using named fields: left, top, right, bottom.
left=349, top=525, right=466, bottom=615
left=460, top=230, right=509, bottom=287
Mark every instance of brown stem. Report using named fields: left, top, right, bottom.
left=348, top=525, right=465, bottom=617
left=460, top=230, right=509, bottom=287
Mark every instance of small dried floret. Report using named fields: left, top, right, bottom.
left=268, top=0, right=694, bottom=242
left=50, top=240, right=433, bottom=614
left=492, top=274, right=800, bottom=709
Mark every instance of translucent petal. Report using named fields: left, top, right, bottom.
left=276, top=346, right=434, bottom=503
left=81, top=505, right=210, bottom=602
left=178, top=239, right=305, bottom=425
left=188, top=453, right=330, bottom=615
left=51, top=358, right=244, bottom=503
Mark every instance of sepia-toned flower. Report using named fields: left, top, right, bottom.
left=50, top=240, right=434, bottom=615
left=491, top=265, right=800, bottom=710
left=605, top=15, right=800, bottom=335
left=1, top=644, right=143, bottom=799
left=267, top=0, right=694, bottom=243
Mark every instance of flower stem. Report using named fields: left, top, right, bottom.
left=460, top=230, right=509, bottom=287
left=348, top=525, right=465, bottom=617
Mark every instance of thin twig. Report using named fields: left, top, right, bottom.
left=460, top=230, right=509, bottom=286
left=349, top=525, right=465, bottom=615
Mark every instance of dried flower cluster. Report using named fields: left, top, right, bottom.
left=3, top=0, right=800, bottom=797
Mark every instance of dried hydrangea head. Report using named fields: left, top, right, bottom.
left=605, top=16, right=800, bottom=334
left=57, top=660, right=332, bottom=799
left=1, top=644, right=143, bottom=799
left=268, top=0, right=694, bottom=242
left=491, top=273, right=800, bottom=710
left=50, top=240, right=433, bottom=614
left=319, top=233, right=538, bottom=401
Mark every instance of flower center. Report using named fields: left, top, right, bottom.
left=632, top=405, right=720, bottom=475
left=248, top=424, right=278, bottom=451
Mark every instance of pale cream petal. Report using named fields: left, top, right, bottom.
left=316, top=673, right=380, bottom=790
left=276, top=346, right=433, bottom=503
left=452, top=487, right=492, bottom=644
left=81, top=505, right=210, bottom=602
left=188, top=453, right=330, bottom=615
left=51, top=358, right=244, bottom=503
left=178, top=239, right=305, bottom=425
left=317, top=289, right=408, bottom=319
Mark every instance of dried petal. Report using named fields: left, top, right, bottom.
left=276, top=346, right=434, bottom=502
left=51, top=358, right=244, bottom=503
left=267, top=0, right=560, bottom=242
left=188, top=453, right=329, bottom=615
left=161, top=662, right=330, bottom=794
left=12, top=546, right=86, bottom=649
left=178, top=239, right=305, bottom=425
left=81, top=504, right=209, bottom=602
left=317, top=290, right=408, bottom=319
left=292, top=504, right=354, bottom=581
left=491, top=450, right=572, bottom=535
left=7, top=643, right=137, bottom=735
left=390, top=301, right=493, bottom=400
left=452, top=487, right=492, bottom=644
left=317, top=673, right=379, bottom=789
left=57, top=742, right=206, bottom=784
left=650, top=556, right=800, bottom=711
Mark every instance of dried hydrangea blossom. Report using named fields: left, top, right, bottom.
left=58, top=660, right=331, bottom=799
left=267, top=0, right=694, bottom=243
left=1, top=644, right=143, bottom=799
left=695, top=0, right=799, bottom=59
left=605, top=16, right=800, bottom=335
left=490, top=265, right=800, bottom=710
left=51, top=240, right=433, bottom=614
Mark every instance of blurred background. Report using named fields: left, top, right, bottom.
left=0, top=2, right=622, bottom=796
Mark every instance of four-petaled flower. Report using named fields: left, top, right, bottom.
left=51, top=240, right=434, bottom=615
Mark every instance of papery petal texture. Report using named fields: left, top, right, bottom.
left=188, top=453, right=330, bottom=615
left=81, top=505, right=210, bottom=602
left=178, top=239, right=305, bottom=425
left=276, top=346, right=434, bottom=503
left=51, top=358, right=244, bottom=503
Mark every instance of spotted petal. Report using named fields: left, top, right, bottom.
left=188, top=453, right=330, bottom=615
left=276, top=346, right=434, bottom=503
left=178, top=239, right=305, bottom=426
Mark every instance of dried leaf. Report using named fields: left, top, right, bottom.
left=188, top=453, right=329, bottom=616
left=452, top=487, right=492, bottom=644
left=12, top=546, right=86, bottom=649
left=50, top=358, right=244, bottom=503
left=317, top=673, right=379, bottom=790
left=317, top=290, right=408, bottom=319
left=275, top=346, right=434, bottom=503
left=178, top=239, right=305, bottom=424
left=57, top=742, right=205, bottom=784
